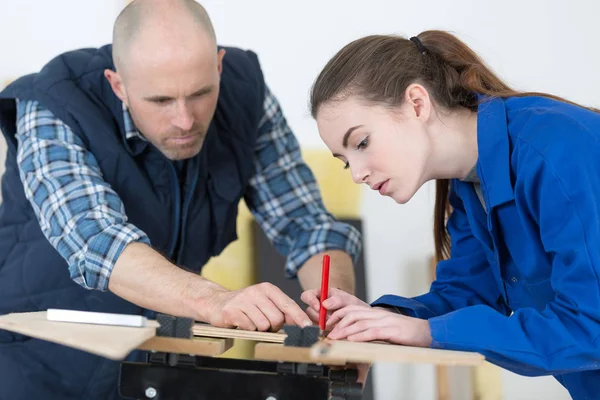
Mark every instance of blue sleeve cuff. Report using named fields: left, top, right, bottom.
left=371, top=295, right=438, bottom=319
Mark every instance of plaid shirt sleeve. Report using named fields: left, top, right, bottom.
left=15, top=100, right=150, bottom=291
left=245, top=86, right=362, bottom=278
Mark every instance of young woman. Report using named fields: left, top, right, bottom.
left=301, top=31, right=600, bottom=399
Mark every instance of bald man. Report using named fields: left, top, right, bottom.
left=0, top=1, right=361, bottom=398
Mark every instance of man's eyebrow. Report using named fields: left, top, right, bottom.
left=189, top=85, right=213, bottom=97
left=143, top=85, right=214, bottom=102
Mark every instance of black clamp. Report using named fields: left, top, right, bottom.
left=155, top=314, right=193, bottom=339
left=148, top=314, right=195, bottom=367
left=282, top=324, right=320, bottom=347
left=276, top=361, right=325, bottom=377
left=330, top=368, right=363, bottom=400
left=275, top=325, right=325, bottom=378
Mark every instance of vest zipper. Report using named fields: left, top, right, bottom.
left=166, top=161, right=181, bottom=260
left=176, top=158, right=200, bottom=265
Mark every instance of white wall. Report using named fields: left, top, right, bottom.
left=2, top=1, right=598, bottom=399
left=0, top=0, right=124, bottom=201
left=1, top=0, right=120, bottom=78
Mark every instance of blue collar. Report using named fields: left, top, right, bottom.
left=474, top=97, right=514, bottom=209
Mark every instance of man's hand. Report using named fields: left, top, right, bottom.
left=205, top=282, right=312, bottom=331
left=301, top=287, right=369, bottom=327
left=110, top=243, right=310, bottom=332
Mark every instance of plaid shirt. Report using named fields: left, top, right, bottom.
left=15, top=87, right=361, bottom=291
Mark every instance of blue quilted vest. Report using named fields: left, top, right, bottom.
left=0, top=44, right=264, bottom=399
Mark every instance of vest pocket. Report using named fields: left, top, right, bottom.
left=208, top=164, right=245, bottom=256
left=212, top=201, right=239, bottom=256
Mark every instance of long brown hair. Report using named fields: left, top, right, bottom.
left=310, top=30, right=598, bottom=262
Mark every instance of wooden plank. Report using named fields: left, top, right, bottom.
left=0, top=311, right=159, bottom=360
left=437, top=365, right=451, bottom=400
left=311, top=341, right=484, bottom=367
left=254, top=342, right=346, bottom=366
left=138, top=336, right=233, bottom=357
left=192, top=324, right=286, bottom=343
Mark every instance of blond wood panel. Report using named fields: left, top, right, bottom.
left=194, top=325, right=483, bottom=367
left=138, top=336, right=234, bottom=357
left=192, top=324, right=286, bottom=343
left=254, top=342, right=346, bottom=366
left=312, top=341, right=484, bottom=367
left=0, top=311, right=158, bottom=360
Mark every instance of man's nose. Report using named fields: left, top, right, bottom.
left=172, top=101, right=194, bottom=131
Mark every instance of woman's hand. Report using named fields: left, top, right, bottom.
left=300, top=287, right=369, bottom=328
left=327, top=305, right=432, bottom=347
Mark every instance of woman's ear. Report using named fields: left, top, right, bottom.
left=404, top=83, right=432, bottom=122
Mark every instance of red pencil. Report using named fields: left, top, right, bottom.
left=319, top=254, right=330, bottom=331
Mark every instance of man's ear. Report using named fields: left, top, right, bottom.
left=217, top=49, right=226, bottom=76
left=104, top=69, right=128, bottom=106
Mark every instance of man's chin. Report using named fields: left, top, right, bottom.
left=162, top=140, right=204, bottom=161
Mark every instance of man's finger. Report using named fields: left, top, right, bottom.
left=284, top=313, right=297, bottom=326
left=242, top=304, right=272, bottom=332
left=232, top=311, right=256, bottom=331
left=267, top=287, right=312, bottom=327
left=254, top=296, right=286, bottom=331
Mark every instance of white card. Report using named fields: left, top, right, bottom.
left=47, top=308, right=148, bottom=328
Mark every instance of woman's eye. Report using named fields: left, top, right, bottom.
left=343, top=161, right=350, bottom=170
left=357, top=136, right=369, bottom=150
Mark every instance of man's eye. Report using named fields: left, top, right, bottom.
left=152, top=98, right=170, bottom=104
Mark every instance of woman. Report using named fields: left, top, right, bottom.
left=301, top=31, right=600, bottom=399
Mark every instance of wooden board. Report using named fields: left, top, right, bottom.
left=254, top=342, right=346, bottom=366
left=0, top=311, right=159, bottom=360
left=311, top=340, right=484, bottom=367
left=139, top=336, right=234, bottom=357
left=193, top=324, right=286, bottom=343
left=195, top=325, right=483, bottom=367
left=0, top=312, right=483, bottom=367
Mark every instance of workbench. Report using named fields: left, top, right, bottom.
left=0, top=311, right=484, bottom=399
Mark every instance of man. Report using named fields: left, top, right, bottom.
left=0, top=1, right=361, bottom=398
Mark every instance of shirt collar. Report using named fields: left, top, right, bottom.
left=120, top=102, right=150, bottom=156
left=122, top=102, right=146, bottom=142
left=474, top=96, right=514, bottom=209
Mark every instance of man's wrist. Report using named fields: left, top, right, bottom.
left=180, top=276, right=227, bottom=321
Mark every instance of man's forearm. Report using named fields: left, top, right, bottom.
left=108, top=242, right=225, bottom=321
left=296, top=250, right=355, bottom=294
